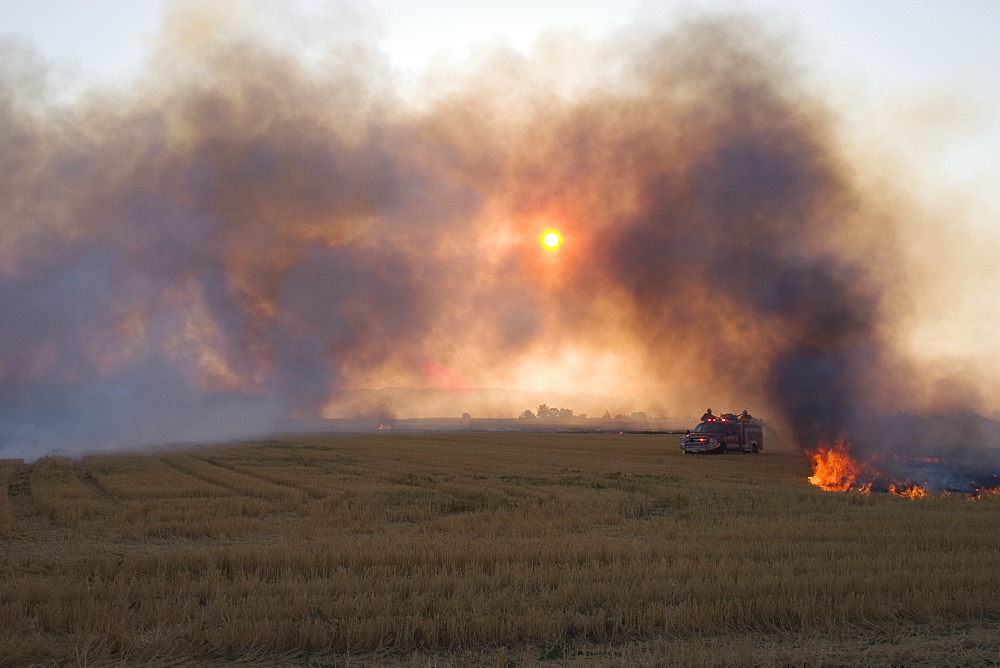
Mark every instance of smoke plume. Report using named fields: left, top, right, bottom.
left=0, top=4, right=994, bottom=458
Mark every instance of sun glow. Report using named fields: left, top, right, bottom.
left=541, top=230, right=561, bottom=249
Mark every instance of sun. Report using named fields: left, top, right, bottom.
left=541, top=230, right=561, bottom=250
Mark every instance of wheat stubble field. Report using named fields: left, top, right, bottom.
left=1, top=432, right=999, bottom=666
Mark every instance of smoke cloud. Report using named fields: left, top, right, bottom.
left=0, top=3, right=994, bottom=458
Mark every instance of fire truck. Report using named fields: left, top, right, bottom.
left=680, top=412, right=763, bottom=454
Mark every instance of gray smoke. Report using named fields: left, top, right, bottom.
left=0, top=7, right=989, bottom=459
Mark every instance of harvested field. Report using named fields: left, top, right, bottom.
left=1, top=432, right=999, bottom=665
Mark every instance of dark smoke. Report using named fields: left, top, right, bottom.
left=0, top=6, right=989, bottom=459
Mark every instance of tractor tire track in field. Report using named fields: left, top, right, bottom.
left=158, top=452, right=308, bottom=507
left=77, top=462, right=117, bottom=510
left=3, top=461, right=29, bottom=536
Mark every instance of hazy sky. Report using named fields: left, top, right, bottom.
left=3, top=1, right=997, bottom=186
left=1, top=1, right=999, bottom=456
left=6, top=0, right=992, bottom=347
left=3, top=1, right=999, bottom=89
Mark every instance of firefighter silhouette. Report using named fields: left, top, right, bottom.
left=701, top=408, right=714, bottom=421
left=739, top=410, right=752, bottom=423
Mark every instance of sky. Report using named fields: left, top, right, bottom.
left=4, top=2, right=999, bottom=94
left=3, top=0, right=997, bottom=185
left=3, top=3, right=999, bottom=102
left=1, top=0, right=999, bottom=457
left=3, top=1, right=998, bottom=222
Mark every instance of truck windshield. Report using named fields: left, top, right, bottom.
left=692, top=422, right=723, bottom=433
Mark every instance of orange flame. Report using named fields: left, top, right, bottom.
left=888, top=483, right=927, bottom=498
left=807, top=441, right=868, bottom=492
left=807, top=440, right=928, bottom=497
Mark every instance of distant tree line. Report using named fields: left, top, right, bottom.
left=519, top=405, right=650, bottom=421
left=519, top=404, right=581, bottom=420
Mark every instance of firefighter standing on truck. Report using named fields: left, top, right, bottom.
left=701, top=408, right=714, bottom=421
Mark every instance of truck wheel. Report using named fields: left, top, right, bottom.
left=751, top=443, right=759, bottom=454
left=718, top=443, right=727, bottom=455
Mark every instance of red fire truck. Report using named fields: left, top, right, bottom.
left=680, top=412, right=763, bottom=454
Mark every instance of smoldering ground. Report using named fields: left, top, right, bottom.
left=0, top=3, right=994, bottom=459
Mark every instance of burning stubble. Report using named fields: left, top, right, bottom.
left=0, top=5, right=993, bottom=459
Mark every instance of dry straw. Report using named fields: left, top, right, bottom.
left=1, top=433, right=999, bottom=664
